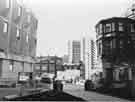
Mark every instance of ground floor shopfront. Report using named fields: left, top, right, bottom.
left=0, top=52, right=35, bottom=86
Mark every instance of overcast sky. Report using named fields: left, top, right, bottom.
left=23, top=0, right=132, bottom=57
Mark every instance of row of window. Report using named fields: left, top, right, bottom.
left=97, top=38, right=135, bottom=55
left=96, top=22, right=135, bottom=34
left=2, top=21, right=30, bottom=43
left=4, top=0, right=32, bottom=22
left=2, top=20, right=37, bottom=45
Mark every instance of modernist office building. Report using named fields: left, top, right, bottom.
left=0, top=0, right=38, bottom=84
left=68, top=40, right=81, bottom=64
left=81, top=37, right=97, bottom=80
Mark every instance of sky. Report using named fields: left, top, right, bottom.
left=23, top=0, right=132, bottom=57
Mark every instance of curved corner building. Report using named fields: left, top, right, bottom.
left=95, top=17, right=135, bottom=91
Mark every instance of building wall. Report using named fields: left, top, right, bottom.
left=0, top=0, right=38, bottom=57
left=0, top=0, right=9, bottom=53
left=68, top=40, right=81, bottom=64
left=0, top=0, right=37, bottom=84
left=2, top=60, right=23, bottom=80
left=81, top=37, right=97, bottom=80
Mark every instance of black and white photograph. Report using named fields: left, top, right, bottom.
left=0, top=0, right=134, bottom=101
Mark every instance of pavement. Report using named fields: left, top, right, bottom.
left=63, top=83, right=132, bottom=102
left=0, top=87, right=50, bottom=100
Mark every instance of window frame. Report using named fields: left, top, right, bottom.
left=105, top=23, right=111, bottom=33
left=118, top=22, right=124, bottom=32
left=3, top=22, right=8, bottom=33
left=16, top=29, right=20, bottom=40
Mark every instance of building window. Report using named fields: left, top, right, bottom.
left=3, top=22, right=8, bottom=33
left=120, top=40, right=123, bottom=48
left=6, top=0, right=10, bottom=8
left=26, top=33, right=29, bottom=43
left=27, top=15, right=31, bottom=23
left=16, top=29, right=20, bottom=40
left=9, top=61, right=14, bottom=72
left=118, top=22, right=124, bottom=31
left=112, top=23, right=115, bottom=31
left=105, top=23, right=111, bottom=33
left=131, top=24, right=135, bottom=32
left=18, top=6, right=22, bottom=16
left=99, top=24, right=103, bottom=34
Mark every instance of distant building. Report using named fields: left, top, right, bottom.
left=68, top=40, right=81, bottom=64
left=81, top=37, right=97, bottom=80
left=35, top=56, right=63, bottom=75
left=62, top=55, right=69, bottom=64
left=0, top=0, right=38, bottom=85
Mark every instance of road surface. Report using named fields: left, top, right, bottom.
left=64, top=84, right=132, bottom=102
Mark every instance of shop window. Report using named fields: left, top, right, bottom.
left=105, top=23, right=111, bottom=33
left=118, top=22, right=124, bottom=31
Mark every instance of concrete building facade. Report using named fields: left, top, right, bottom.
left=35, top=56, right=63, bottom=76
left=68, top=40, right=81, bottom=64
left=81, top=37, right=97, bottom=80
left=0, top=0, right=38, bottom=85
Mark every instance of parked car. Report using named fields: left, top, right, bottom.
left=84, top=80, right=94, bottom=91
left=40, top=76, right=53, bottom=90
left=84, top=78, right=104, bottom=91
left=53, top=80, right=63, bottom=92
left=76, top=80, right=85, bottom=86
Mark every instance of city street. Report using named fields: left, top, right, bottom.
left=63, top=84, right=132, bottom=101
left=1, top=83, right=134, bottom=101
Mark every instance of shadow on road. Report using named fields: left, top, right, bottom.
left=7, top=90, right=85, bottom=101
left=87, top=88, right=134, bottom=101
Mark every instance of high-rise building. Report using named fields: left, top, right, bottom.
left=68, top=40, right=81, bottom=64
left=81, top=37, right=97, bottom=80
left=62, top=55, right=69, bottom=64
left=0, top=0, right=38, bottom=85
